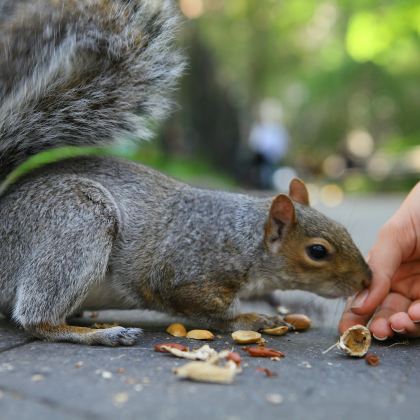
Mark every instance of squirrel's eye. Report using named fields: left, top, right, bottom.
left=306, top=244, right=328, bottom=261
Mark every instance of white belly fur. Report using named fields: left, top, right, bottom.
left=80, top=281, right=134, bottom=311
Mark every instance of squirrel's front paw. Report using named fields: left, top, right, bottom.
left=26, top=323, right=143, bottom=346
left=231, top=313, right=288, bottom=331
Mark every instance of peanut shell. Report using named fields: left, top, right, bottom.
left=162, top=344, right=217, bottom=361
left=338, top=324, right=371, bottom=357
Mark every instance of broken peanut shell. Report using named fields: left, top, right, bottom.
left=231, top=330, right=262, bottom=344
left=365, top=352, right=380, bottom=366
left=154, top=343, right=188, bottom=353
left=174, top=361, right=237, bottom=384
left=186, top=329, right=215, bottom=340
left=283, top=314, right=312, bottom=331
left=162, top=344, right=218, bottom=361
left=256, top=367, right=277, bottom=377
left=166, top=323, right=187, bottom=337
left=243, top=346, right=285, bottom=358
left=338, top=324, right=371, bottom=357
left=226, top=352, right=242, bottom=366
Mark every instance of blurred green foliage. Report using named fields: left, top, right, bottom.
left=132, top=143, right=237, bottom=188
left=177, top=0, right=420, bottom=169
left=0, top=144, right=236, bottom=196
left=6, top=1, right=418, bottom=193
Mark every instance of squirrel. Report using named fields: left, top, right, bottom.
left=0, top=0, right=372, bottom=346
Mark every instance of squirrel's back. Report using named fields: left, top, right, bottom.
left=0, top=0, right=185, bottom=179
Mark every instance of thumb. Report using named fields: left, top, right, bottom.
left=351, top=182, right=420, bottom=317
left=351, top=223, right=402, bottom=316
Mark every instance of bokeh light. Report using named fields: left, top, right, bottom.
left=320, top=184, right=344, bottom=207
left=179, top=0, right=204, bottom=19
left=405, top=146, right=420, bottom=172
left=367, top=152, right=392, bottom=180
left=305, top=183, right=320, bottom=206
left=346, top=12, right=392, bottom=62
left=322, top=154, right=346, bottom=178
left=272, top=167, right=298, bottom=192
left=345, top=130, right=374, bottom=159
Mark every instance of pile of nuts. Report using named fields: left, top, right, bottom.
left=154, top=313, right=312, bottom=384
left=154, top=316, right=379, bottom=385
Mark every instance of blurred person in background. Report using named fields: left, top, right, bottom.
left=248, top=99, right=289, bottom=189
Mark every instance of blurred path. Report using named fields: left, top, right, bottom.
left=315, top=194, right=404, bottom=255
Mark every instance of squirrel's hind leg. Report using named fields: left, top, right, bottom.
left=13, top=213, right=142, bottom=346
left=11, top=177, right=141, bottom=346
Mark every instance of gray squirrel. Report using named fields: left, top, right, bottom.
left=0, top=0, right=371, bottom=346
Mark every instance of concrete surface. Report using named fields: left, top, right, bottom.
left=1, top=193, right=419, bottom=420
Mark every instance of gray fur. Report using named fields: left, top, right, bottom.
left=0, top=0, right=185, bottom=178
left=0, top=1, right=371, bottom=345
left=0, top=156, right=371, bottom=335
left=28, top=325, right=143, bottom=346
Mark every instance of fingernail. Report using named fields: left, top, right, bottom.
left=391, top=327, right=406, bottom=334
left=351, top=289, right=369, bottom=309
left=413, top=320, right=420, bottom=324
left=373, top=334, right=388, bottom=341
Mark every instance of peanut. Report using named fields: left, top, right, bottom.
left=284, top=314, right=312, bottom=331
left=186, top=329, right=215, bottom=340
left=166, top=323, right=187, bottom=337
left=262, top=326, right=289, bottom=336
left=231, top=330, right=262, bottom=344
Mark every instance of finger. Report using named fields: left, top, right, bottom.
left=351, top=223, right=403, bottom=316
left=388, top=312, right=420, bottom=337
left=408, top=299, right=420, bottom=324
left=389, top=261, right=420, bottom=295
left=369, top=293, right=411, bottom=340
left=338, top=298, right=371, bottom=334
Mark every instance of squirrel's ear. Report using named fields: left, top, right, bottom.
left=270, top=194, right=296, bottom=226
left=288, top=178, right=309, bottom=206
left=265, top=194, right=296, bottom=251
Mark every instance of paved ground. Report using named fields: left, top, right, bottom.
left=1, top=193, right=419, bottom=420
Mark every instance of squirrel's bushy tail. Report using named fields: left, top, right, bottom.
left=0, top=0, right=185, bottom=178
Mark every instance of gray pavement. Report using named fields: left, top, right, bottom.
left=1, top=193, right=419, bottom=420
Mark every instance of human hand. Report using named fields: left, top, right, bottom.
left=339, top=182, right=420, bottom=339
